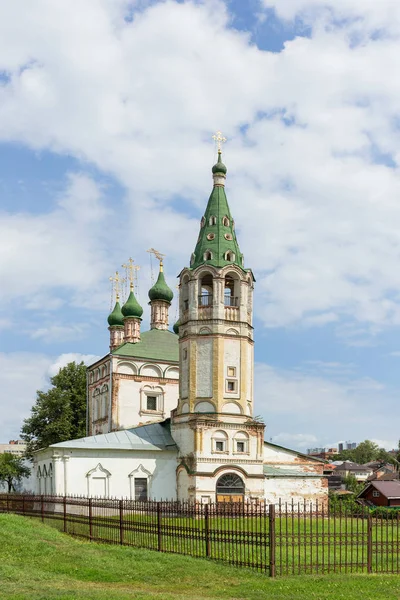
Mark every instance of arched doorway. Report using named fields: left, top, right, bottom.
left=216, top=473, right=245, bottom=503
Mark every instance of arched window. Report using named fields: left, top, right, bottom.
left=190, top=253, right=196, bottom=266
left=203, top=250, right=213, bottom=261
left=199, top=273, right=213, bottom=306
left=212, top=430, right=228, bottom=453
left=222, top=216, right=230, bottom=227
left=233, top=431, right=249, bottom=454
left=199, top=327, right=211, bottom=335
left=224, top=275, right=238, bottom=307
left=200, top=216, right=205, bottom=228
left=224, top=251, right=235, bottom=262
left=181, top=275, right=189, bottom=312
left=209, top=215, right=217, bottom=226
left=216, top=473, right=245, bottom=499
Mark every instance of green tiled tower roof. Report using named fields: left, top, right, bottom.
left=190, top=151, right=244, bottom=270
left=121, top=290, right=143, bottom=319
left=107, top=301, right=124, bottom=327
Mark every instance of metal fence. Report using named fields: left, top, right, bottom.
left=1, top=494, right=400, bottom=576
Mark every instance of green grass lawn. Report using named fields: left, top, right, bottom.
left=32, top=506, right=399, bottom=576
left=1, top=514, right=400, bottom=600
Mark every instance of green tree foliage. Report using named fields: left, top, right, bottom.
left=343, top=474, right=364, bottom=495
left=335, top=439, right=396, bottom=466
left=21, top=362, right=87, bottom=456
left=0, top=453, right=31, bottom=492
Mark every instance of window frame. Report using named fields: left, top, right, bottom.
left=226, top=379, right=238, bottom=393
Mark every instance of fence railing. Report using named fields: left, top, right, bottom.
left=1, top=494, right=400, bottom=576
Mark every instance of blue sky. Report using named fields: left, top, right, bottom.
left=1, top=0, right=400, bottom=451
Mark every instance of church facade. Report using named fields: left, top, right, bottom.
left=34, top=148, right=327, bottom=506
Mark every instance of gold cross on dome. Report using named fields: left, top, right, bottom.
left=109, top=270, right=125, bottom=302
left=147, top=248, right=166, bottom=268
left=122, top=257, right=140, bottom=291
left=212, top=131, right=227, bottom=152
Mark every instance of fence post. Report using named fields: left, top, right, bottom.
left=41, top=495, right=44, bottom=522
left=6, top=494, right=9, bottom=513
left=63, top=496, right=67, bottom=533
left=367, top=513, right=373, bottom=574
left=204, top=503, right=210, bottom=558
left=89, top=498, right=93, bottom=541
left=119, top=500, right=124, bottom=546
left=269, top=504, right=276, bottom=578
left=157, top=502, right=163, bottom=552
left=22, top=495, right=25, bottom=515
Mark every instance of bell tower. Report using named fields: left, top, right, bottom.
left=171, top=134, right=265, bottom=503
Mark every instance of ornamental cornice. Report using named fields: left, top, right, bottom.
left=112, top=373, right=178, bottom=384
left=172, top=419, right=264, bottom=431
left=180, top=318, right=254, bottom=329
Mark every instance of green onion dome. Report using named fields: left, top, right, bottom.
left=212, top=151, right=227, bottom=175
left=121, top=290, right=143, bottom=319
left=148, top=269, right=174, bottom=303
left=107, top=301, right=124, bottom=327
left=173, top=319, right=180, bottom=335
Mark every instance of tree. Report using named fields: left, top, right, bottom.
left=343, top=474, right=364, bottom=495
left=0, top=453, right=31, bottom=492
left=21, top=361, right=87, bottom=456
left=335, top=440, right=390, bottom=465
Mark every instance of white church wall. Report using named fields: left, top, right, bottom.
left=116, top=377, right=178, bottom=429
left=264, top=477, right=328, bottom=506
left=34, top=448, right=177, bottom=500
left=200, top=426, right=262, bottom=474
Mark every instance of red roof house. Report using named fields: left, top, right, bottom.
left=357, top=480, right=400, bottom=508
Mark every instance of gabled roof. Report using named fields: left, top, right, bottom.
left=50, top=420, right=177, bottom=452
left=358, top=480, right=400, bottom=499
left=112, top=329, right=178, bottom=362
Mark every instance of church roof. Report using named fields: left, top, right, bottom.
left=50, top=420, right=176, bottom=451
left=112, top=328, right=178, bottom=362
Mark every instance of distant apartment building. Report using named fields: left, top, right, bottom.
left=0, top=440, right=26, bottom=456
left=338, top=441, right=357, bottom=452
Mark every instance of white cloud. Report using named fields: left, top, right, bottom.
left=47, top=353, right=101, bottom=377
left=0, top=0, right=400, bottom=336
left=255, top=362, right=399, bottom=449
left=0, top=352, right=52, bottom=442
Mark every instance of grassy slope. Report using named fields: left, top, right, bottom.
left=1, top=515, right=400, bottom=600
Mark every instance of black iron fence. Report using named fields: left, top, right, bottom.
left=1, top=494, right=400, bottom=576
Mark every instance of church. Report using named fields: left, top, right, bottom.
left=34, top=141, right=327, bottom=505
